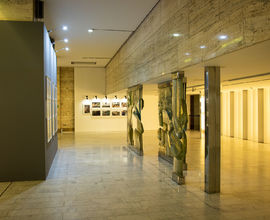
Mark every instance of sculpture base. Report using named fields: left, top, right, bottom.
left=172, top=172, right=185, bottom=185
left=128, top=145, right=143, bottom=156
left=158, top=151, right=173, bottom=164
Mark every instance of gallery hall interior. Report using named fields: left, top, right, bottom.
left=1, top=0, right=270, bottom=219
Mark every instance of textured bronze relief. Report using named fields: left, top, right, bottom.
left=157, top=73, right=188, bottom=184
left=127, top=85, right=144, bottom=156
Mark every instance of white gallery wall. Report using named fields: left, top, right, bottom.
left=74, top=67, right=127, bottom=132
left=142, top=84, right=159, bottom=131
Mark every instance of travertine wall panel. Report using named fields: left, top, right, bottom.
left=59, top=67, right=74, bottom=131
left=106, top=0, right=270, bottom=94
left=0, top=0, right=33, bottom=21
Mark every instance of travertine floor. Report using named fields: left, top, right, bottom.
left=1, top=131, right=270, bottom=220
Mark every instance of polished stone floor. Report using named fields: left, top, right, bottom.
left=1, top=131, right=270, bottom=219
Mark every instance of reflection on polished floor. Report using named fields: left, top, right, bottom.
left=1, top=131, right=270, bottom=220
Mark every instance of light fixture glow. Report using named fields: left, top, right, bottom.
left=185, top=52, right=190, bottom=56
left=219, top=35, right=228, bottom=40
left=65, top=47, right=69, bottom=51
left=62, top=26, right=68, bottom=31
left=64, top=38, right=69, bottom=43
left=200, top=45, right=206, bottom=49
left=88, top=29, right=94, bottom=33
left=173, top=33, right=181, bottom=37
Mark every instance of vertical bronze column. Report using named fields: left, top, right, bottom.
left=171, top=72, right=187, bottom=185
left=204, top=66, right=220, bottom=193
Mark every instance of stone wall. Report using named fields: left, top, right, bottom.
left=0, top=0, right=34, bottom=21
left=106, top=0, right=270, bottom=94
left=58, top=67, right=74, bottom=131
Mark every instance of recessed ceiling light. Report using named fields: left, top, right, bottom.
left=64, top=38, right=69, bottom=43
left=173, top=33, right=181, bottom=37
left=62, top=26, right=68, bottom=31
left=88, top=29, right=94, bottom=33
left=65, top=47, right=69, bottom=51
left=219, top=35, right=228, bottom=40
left=185, top=52, right=190, bottom=56
left=200, top=45, right=206, bottom=49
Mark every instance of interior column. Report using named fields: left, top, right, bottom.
left=258, top=89, right=264, bottom=143
left=243, top=90, right=248, bottom=140
left=204, top=66, right=221, bottom=194
left=230, top=91, right=234, bottom=137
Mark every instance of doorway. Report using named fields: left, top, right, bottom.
left=189, top=95, right=200, bottom=131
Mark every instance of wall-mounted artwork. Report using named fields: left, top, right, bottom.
left=102, top=101, right=110, bottom=108
left=102, top=110, right=111, bottom=116
left=121, top=102, right=127, bottom=108
left=92, top=110, right=101, bottom=116
left=83, top=105, right=90, bottom=114
left=112, top=102, right=120, bottom=108
left=82, top=96, right=128, bottom=118
left=121, top=110, right=127, bottom=116
left=92, top=102, right=100, bottom=108
left=112, top=111, right=120, bottom=116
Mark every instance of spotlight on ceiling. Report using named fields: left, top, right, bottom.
left=185, top=52, right=190, bottom=56
left=64, top=38, right=69, bottom=43
left=65, top=47, right=70, bottom=51
left=173, top=33, right=181, bottom=37
left=62, top=26, right=68, bottom=31
left=200, top=45, right=206, bottom=49
left=219, top=35, right=228, bottom=40
left=88, top=29, right=94, bottom=33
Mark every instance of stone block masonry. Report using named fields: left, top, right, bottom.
left=0, top=0, right=34, bottom=21
left=58, top=67, right=75, bottom=131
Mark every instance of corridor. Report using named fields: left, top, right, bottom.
left=1, top=131, right=270, bottom=219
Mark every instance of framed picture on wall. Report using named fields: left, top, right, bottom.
left=121, top=102, right=127, bottom=108
left=83, top=105, right=91, bottom=114
left=112, top=102, right=120, bottom=108
left=92, top=110, right=101, bottom=116
left=112, top=111, right=121, bottom=116
left=92, top=102, right=101, bottom=108
left=121, top=110, right=127, bottom=116
left=102, top=102, right=110, bottom=108
left=102, top=110, right=111, bottom=116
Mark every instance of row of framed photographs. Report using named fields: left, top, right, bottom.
left=91, top=101, right=127, bottom=108
left=84, top=105, right=127, bottom=117
left=46, top=77, right=57, bottom=143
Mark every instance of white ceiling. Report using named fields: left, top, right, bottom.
left=44, top=0, right=159, bottom=67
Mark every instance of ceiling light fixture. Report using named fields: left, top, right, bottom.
left=173, top=33, right=181, bottom=37
left=64, top=38, right=69, bottom=43
left=62, top=26, right=68, bottom=31
left=185, top=52, right=190, bottom=56
left=219, top=35, right=228, bottom=40
left=200, top=45, right=206, bottom=49
left=55, top=47, right=70, bottom=52
left=88, top=29, right=94, bottom=33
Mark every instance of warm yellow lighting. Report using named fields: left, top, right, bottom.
left=221, top=37, right=243, bottom=49
left=184, top=58, right=192, bottom=63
